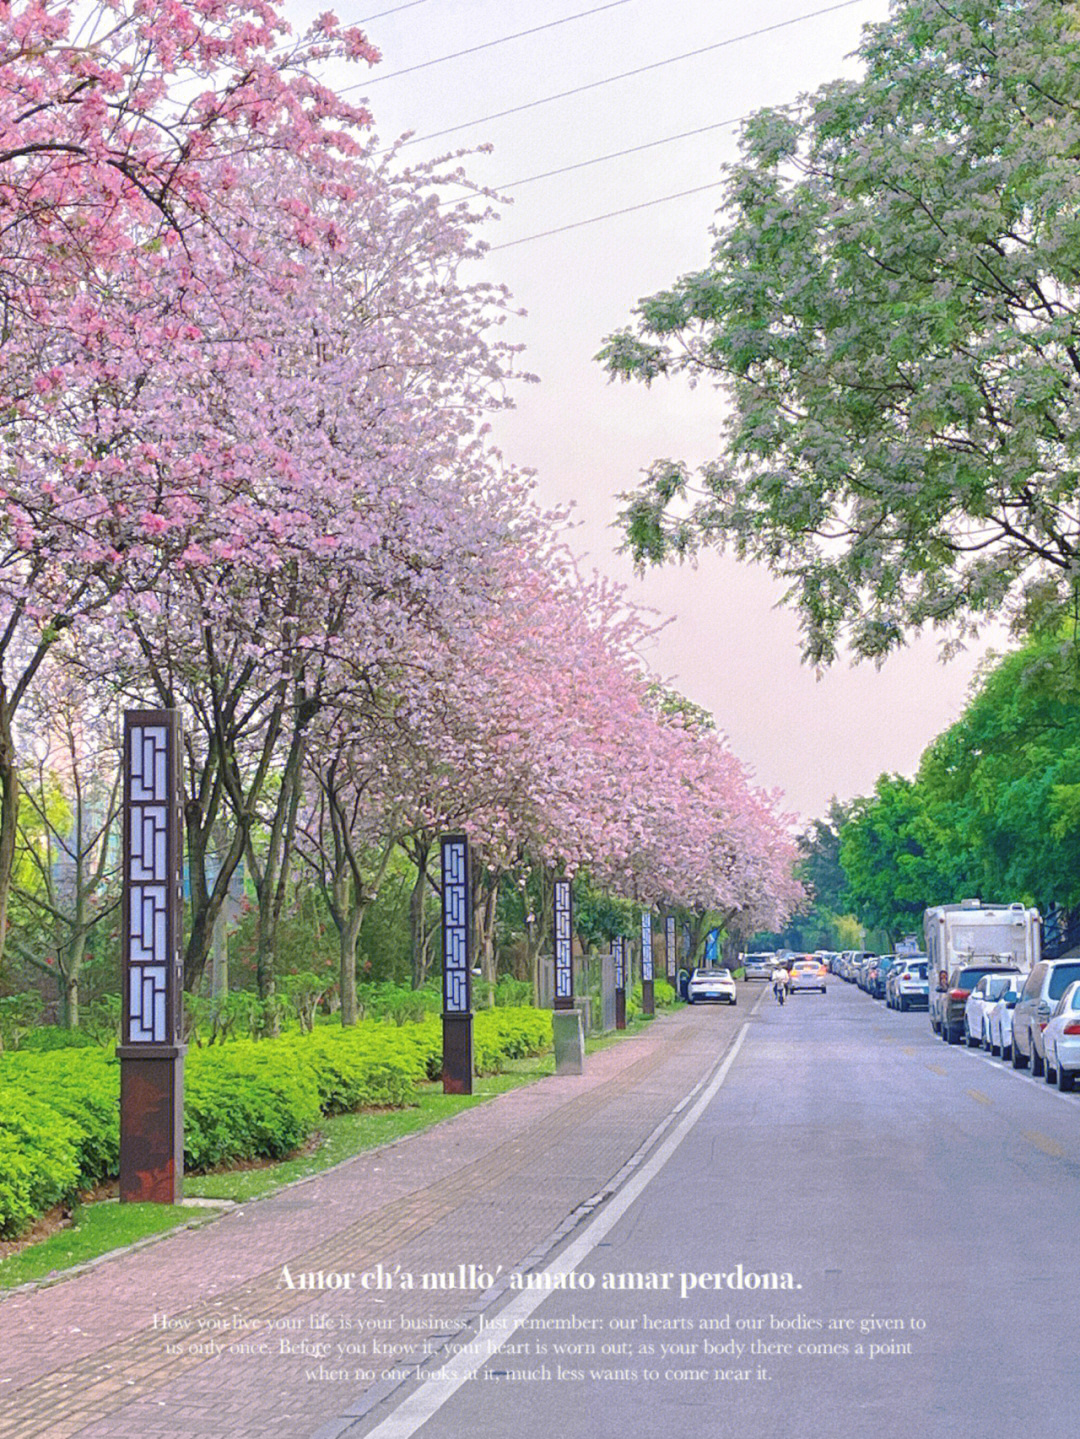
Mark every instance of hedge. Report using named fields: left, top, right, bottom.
left=0, top=1004, right=554, bottom=1236
left=0, top=1090, right=83, bottom=1238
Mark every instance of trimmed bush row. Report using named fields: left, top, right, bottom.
left=0, top=1006, right=553, bottom=1236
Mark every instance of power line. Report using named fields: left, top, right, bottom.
left=358, top=0, right=438, bottom=23
left=383, top=0, right=870, bottom=149
left=351, top=2, right=631, bottom=89
left=493, top=113, right=748, bottom=193
left=487, top=180, right=727, bottom=250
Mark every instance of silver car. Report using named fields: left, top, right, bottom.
left=1011, top=959, right=1080, bottom=1075
left=742, top=954, right=775, bottom=981
left=1042, top=981, right=1080, bottom=1092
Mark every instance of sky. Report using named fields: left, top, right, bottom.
left=290, top=0, right=999, bottom=822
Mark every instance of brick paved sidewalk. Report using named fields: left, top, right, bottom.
left=0, top=999, right=754, bottom=1439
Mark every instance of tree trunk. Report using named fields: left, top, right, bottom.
left=0, top=701, right=18, bottom=974
left=336, top=876, right=365, bottom=1027
left=408, top=839, right=432, bottom=990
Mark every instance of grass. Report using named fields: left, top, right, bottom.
left=0, top=1012, right=673, bottom=1289
left=185, top=1054, right=557, bottom=1203
left=0, top=1202, right=216, bottom=1291
left=0, top=1053, right=557, bottom=1285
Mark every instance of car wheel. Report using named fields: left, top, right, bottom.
left=899, top=997, right=907, bottom=1012
left=1032, top=1043, right=1044, bottom=1079
left=965, top=1021, right=979, bottom=1048
left=1044, top=1051, right=1056, bottom=1084
left=1011, top=1036, right=1026, bottom=1068
left=1057, top=1057, right=1075, bottom=1092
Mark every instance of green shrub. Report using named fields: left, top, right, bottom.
left=184, top=1044, right=322, bottom=1170
left=357, top=982, right=441, bottom=1026
left=277, top=1026, right=426, bottom=1113
left=1, top=1050, right=119, bottom=1183
left=18, top=1024, right=98, bottom=1052
left=472, top=1008, right=552, bottom=1073
left=0, top=1091, right=82, bottom=1236
left=493, top=976, right=533, bottom=1007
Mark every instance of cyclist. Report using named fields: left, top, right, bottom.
left=771, top=962, right=788, bottom=1005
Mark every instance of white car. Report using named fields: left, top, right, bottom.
left=986, top=975, right=1024, bottom=1058
left=1042, top=981, right=1080, bottom=1092
left=687, top=967, right=737, bottom=1005
left=890, top=957, right=929, bottom=1010
left=964, top=971, right=1018, bottom=1048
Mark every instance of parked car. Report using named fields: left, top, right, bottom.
left=940, top=963, right=1020, bottom=1045
left=856, top=955, right=879, bottom=992
left=964, top=971, right=1019, bottom=1048
left=1011, top=959, right=1080, bottom=1075
left=986, top=975, right=1025, bottom=1059
left=789, top=958, right=828, bottom=994
left=887, top=957, right=929, bottom=1011
left=1043, top=981, right=1080, bottom=1092
left=687, top=966, right=737, bottom=1005
left=871, top=955, right=904, bottom=1000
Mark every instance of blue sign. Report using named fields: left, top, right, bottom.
left=705, top=929, right=720, bottom=963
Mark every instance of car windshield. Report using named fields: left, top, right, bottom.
left=1048, top=964, right=1080, bottom=1000
left=958, top=967, right=1017, bottom=988
left=905, top=963, right=928, bottom=978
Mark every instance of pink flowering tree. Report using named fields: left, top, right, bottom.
left=0, top=0, right=379, bottom=964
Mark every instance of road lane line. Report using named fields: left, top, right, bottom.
left=965, top=1089, right=992, bottom=1106
left=1023, top=1130, right=1065, bottom=1158
left=357, top=1024, right=752, bottom=1439
left=925, top=1063, right=946, bottom=1076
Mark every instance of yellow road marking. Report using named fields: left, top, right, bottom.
left=1024, top=1130, right=1065, bottom=1158
left=966, top=1088, right=992, bottom=1106
left=902, top=1046, right=917, bottom=1056
left=926, top=1063, right=946, bottom=1076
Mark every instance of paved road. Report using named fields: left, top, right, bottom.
left=347, top=981, right=1080, bottom=1439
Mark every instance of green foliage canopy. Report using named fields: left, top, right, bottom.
left=839, top=637, right=1080, bottom=933
left=600, top=0, right=1080, bottom=662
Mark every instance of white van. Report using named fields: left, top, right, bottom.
left=923, top=900, right=1041, bottom=1034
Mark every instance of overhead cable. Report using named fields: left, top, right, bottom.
left=352, top=2, right=632, bottom=88
left=488, top=180, right=727, bottom=250
left=381, top=0, right=870, bottom=149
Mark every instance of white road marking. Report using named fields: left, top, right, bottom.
left=359, top=1023, right=751, bottom=1439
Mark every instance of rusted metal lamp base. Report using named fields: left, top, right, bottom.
left=442, top=1014, right=473, bottom=1094
left=118, top=1045, right=185, bottom=1203
left=641, top=979, right=655, bottom=1016
left=615, top=990, right=626, bottom=1031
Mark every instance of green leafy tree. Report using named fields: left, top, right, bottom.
left=599, top=0, right=1080, bottom=662
left=838, top=635, right=1080, bottom=931
left=839, top=775, right=959, bottom=943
